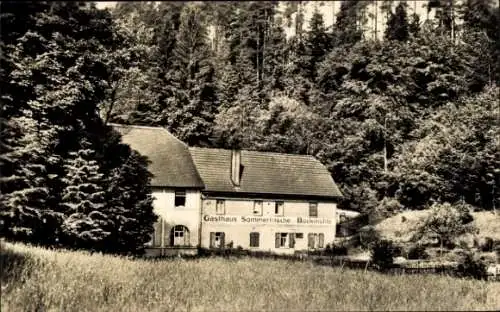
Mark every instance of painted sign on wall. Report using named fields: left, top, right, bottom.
left=202, top=215, right=333, bottom=225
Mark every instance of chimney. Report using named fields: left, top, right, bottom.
left=230, top=149, right=241, bottom=187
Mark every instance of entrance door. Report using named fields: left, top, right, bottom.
left=171, top=225, right=189, bottom=246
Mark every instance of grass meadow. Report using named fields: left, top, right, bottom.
left=1, top=241, right=499, bottom=312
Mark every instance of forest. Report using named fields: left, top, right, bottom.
left=1, top=0, right=499, bottom=254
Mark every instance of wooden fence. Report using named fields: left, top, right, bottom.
left=313, top=256, right=500, bottom=281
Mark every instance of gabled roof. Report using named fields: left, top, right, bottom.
left=111, top=124, right=342, bottom=199
left=111, top=124, right=204, bottom=188
left=189, top=147, right=343, bottom=199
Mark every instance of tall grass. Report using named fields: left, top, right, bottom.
left=1, top=241, right=499, bottom=311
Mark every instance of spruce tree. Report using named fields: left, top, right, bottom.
left=167, top=4, right=218, bottom=146
left=334, top=1, right=364, bottom=46
left=304, top=8, right=331, bottom=82
left=60, top=141, right=111, bottom=250
left=2, top=2, right=157, bottom=253
left=409, top=13, right=421, bottom=38
left=385, top=2, right=410, bottom=41
left=262, top=15, right=287, bottom=94
left=105, top=148, right=155, bottom=254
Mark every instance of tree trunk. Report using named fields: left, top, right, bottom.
left=440, top=237, right=443, bottom=257
left=374, top=0, right=378, bottom=41
left=450, top=0, right=454, bottom=42
left=384, top=115, right=388, bottom=173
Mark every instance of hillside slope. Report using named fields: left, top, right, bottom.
left=375, top=210, right=500, bottom=243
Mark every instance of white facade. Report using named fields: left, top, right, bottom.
left=148, top=189, right=337, bottom=255
left=201, top=196, right=336, bottom=254
left=148, top=189, right=201, bottom=249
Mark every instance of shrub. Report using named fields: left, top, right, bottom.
left=407, top=245, right=429, bottom=260
left=370, top=239, right=396, bottom=272
left=456, top=251, right=487, bottom=280
left=414, top=203, right=476, bottom=256
left=480, top=237, right=494, bottom=252
left=324, top=243, right=348, bottom=256
left=359, top=226, right=381, bottom=249
left=454, top=202, right=474, bottom=224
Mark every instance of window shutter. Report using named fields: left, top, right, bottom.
left=289, top=233, right=295, bottom=248
left=221, top=232, right=225, bottom=248
left=308, top=233, right=314, bottom=248
left=185, top=228, right=190, bottom=246
left=275, top=233, right=280, bottom=248
left=164, top=223, right=170, bottom=247
left=153, top=218, right=163, bottom=247
left=210, top=232, right=215, bottom=248
left=255, top=233, right=260, bottom=247
left=319, top=233, right=324, bottom=248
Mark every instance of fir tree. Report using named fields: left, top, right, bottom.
left=166, top=4, right=217, bottom=146
left=104, top=142, right=156, bottom=254
left=304, top=8, right=331, bottom=82
left=60, top=141, right=111, bottom=250
left=262, top=15, right=287, bottom=94
left=409, top=13, right=421, bottom=38
left=385, top=2, right=410, bottom=41
left=334, top=1, right=364, bottom=46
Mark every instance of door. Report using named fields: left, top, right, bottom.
left=171, top=225, right=189, bottom=246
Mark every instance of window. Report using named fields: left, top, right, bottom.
left=175, top=191, right=186, bottom=207
left=295, top=233, right=304, bottom=239
left=216, top=199, right=225, bottom=215
left=249, top=232, right=260, bottom=247
left=253, top=200, right=263, bottom=216
left=318, top=233, right=324, bottom=248
left=308, top=233, right=316, bottom=249
left=275, top=201, right=284, bottom=215
left=280, top=233, right=287, bottom=247
left=210, top=232, right=225, bottom=248
left=309, top=202, right=318, bottom=217
left=275, top=233, right=295, bottom=248
left=308, top=233, right=325, bottom=249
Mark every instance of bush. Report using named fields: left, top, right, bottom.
left=454, top=202, right=474, bottom=224
left=480, top=237, right=494, bottom=252
left=359, top=226, right=381, bottom=249
left=456, top=251, right=487, bottom=280
left=324, top=243, right=348, bottom=256
left=370, top=239, right=396, bottom=272
left=407, top=245, right=429, bottom=260
left=372, top=197, right=402, bottom=220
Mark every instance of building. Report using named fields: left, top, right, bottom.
left=113, top=124, right=343, bottom=256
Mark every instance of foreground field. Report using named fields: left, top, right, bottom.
left=1, top=242, right=499, bottom=311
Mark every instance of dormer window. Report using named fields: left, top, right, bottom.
left=175, top=191, right=186, bottom=207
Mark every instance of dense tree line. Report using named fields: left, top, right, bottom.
left=0, top=2, right=155, bottom=254
left=106, top=1, right=499, bottom=216
left=1, top=1, right=498, bottom=251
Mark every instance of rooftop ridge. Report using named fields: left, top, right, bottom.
left=108, top=123, right=166, bottom=131
left=110, top=123, right=188, bottom=148
left=188, top=146, right=318, bottom=160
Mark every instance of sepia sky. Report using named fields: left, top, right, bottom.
left=94, top=1, right=499, bottom=40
